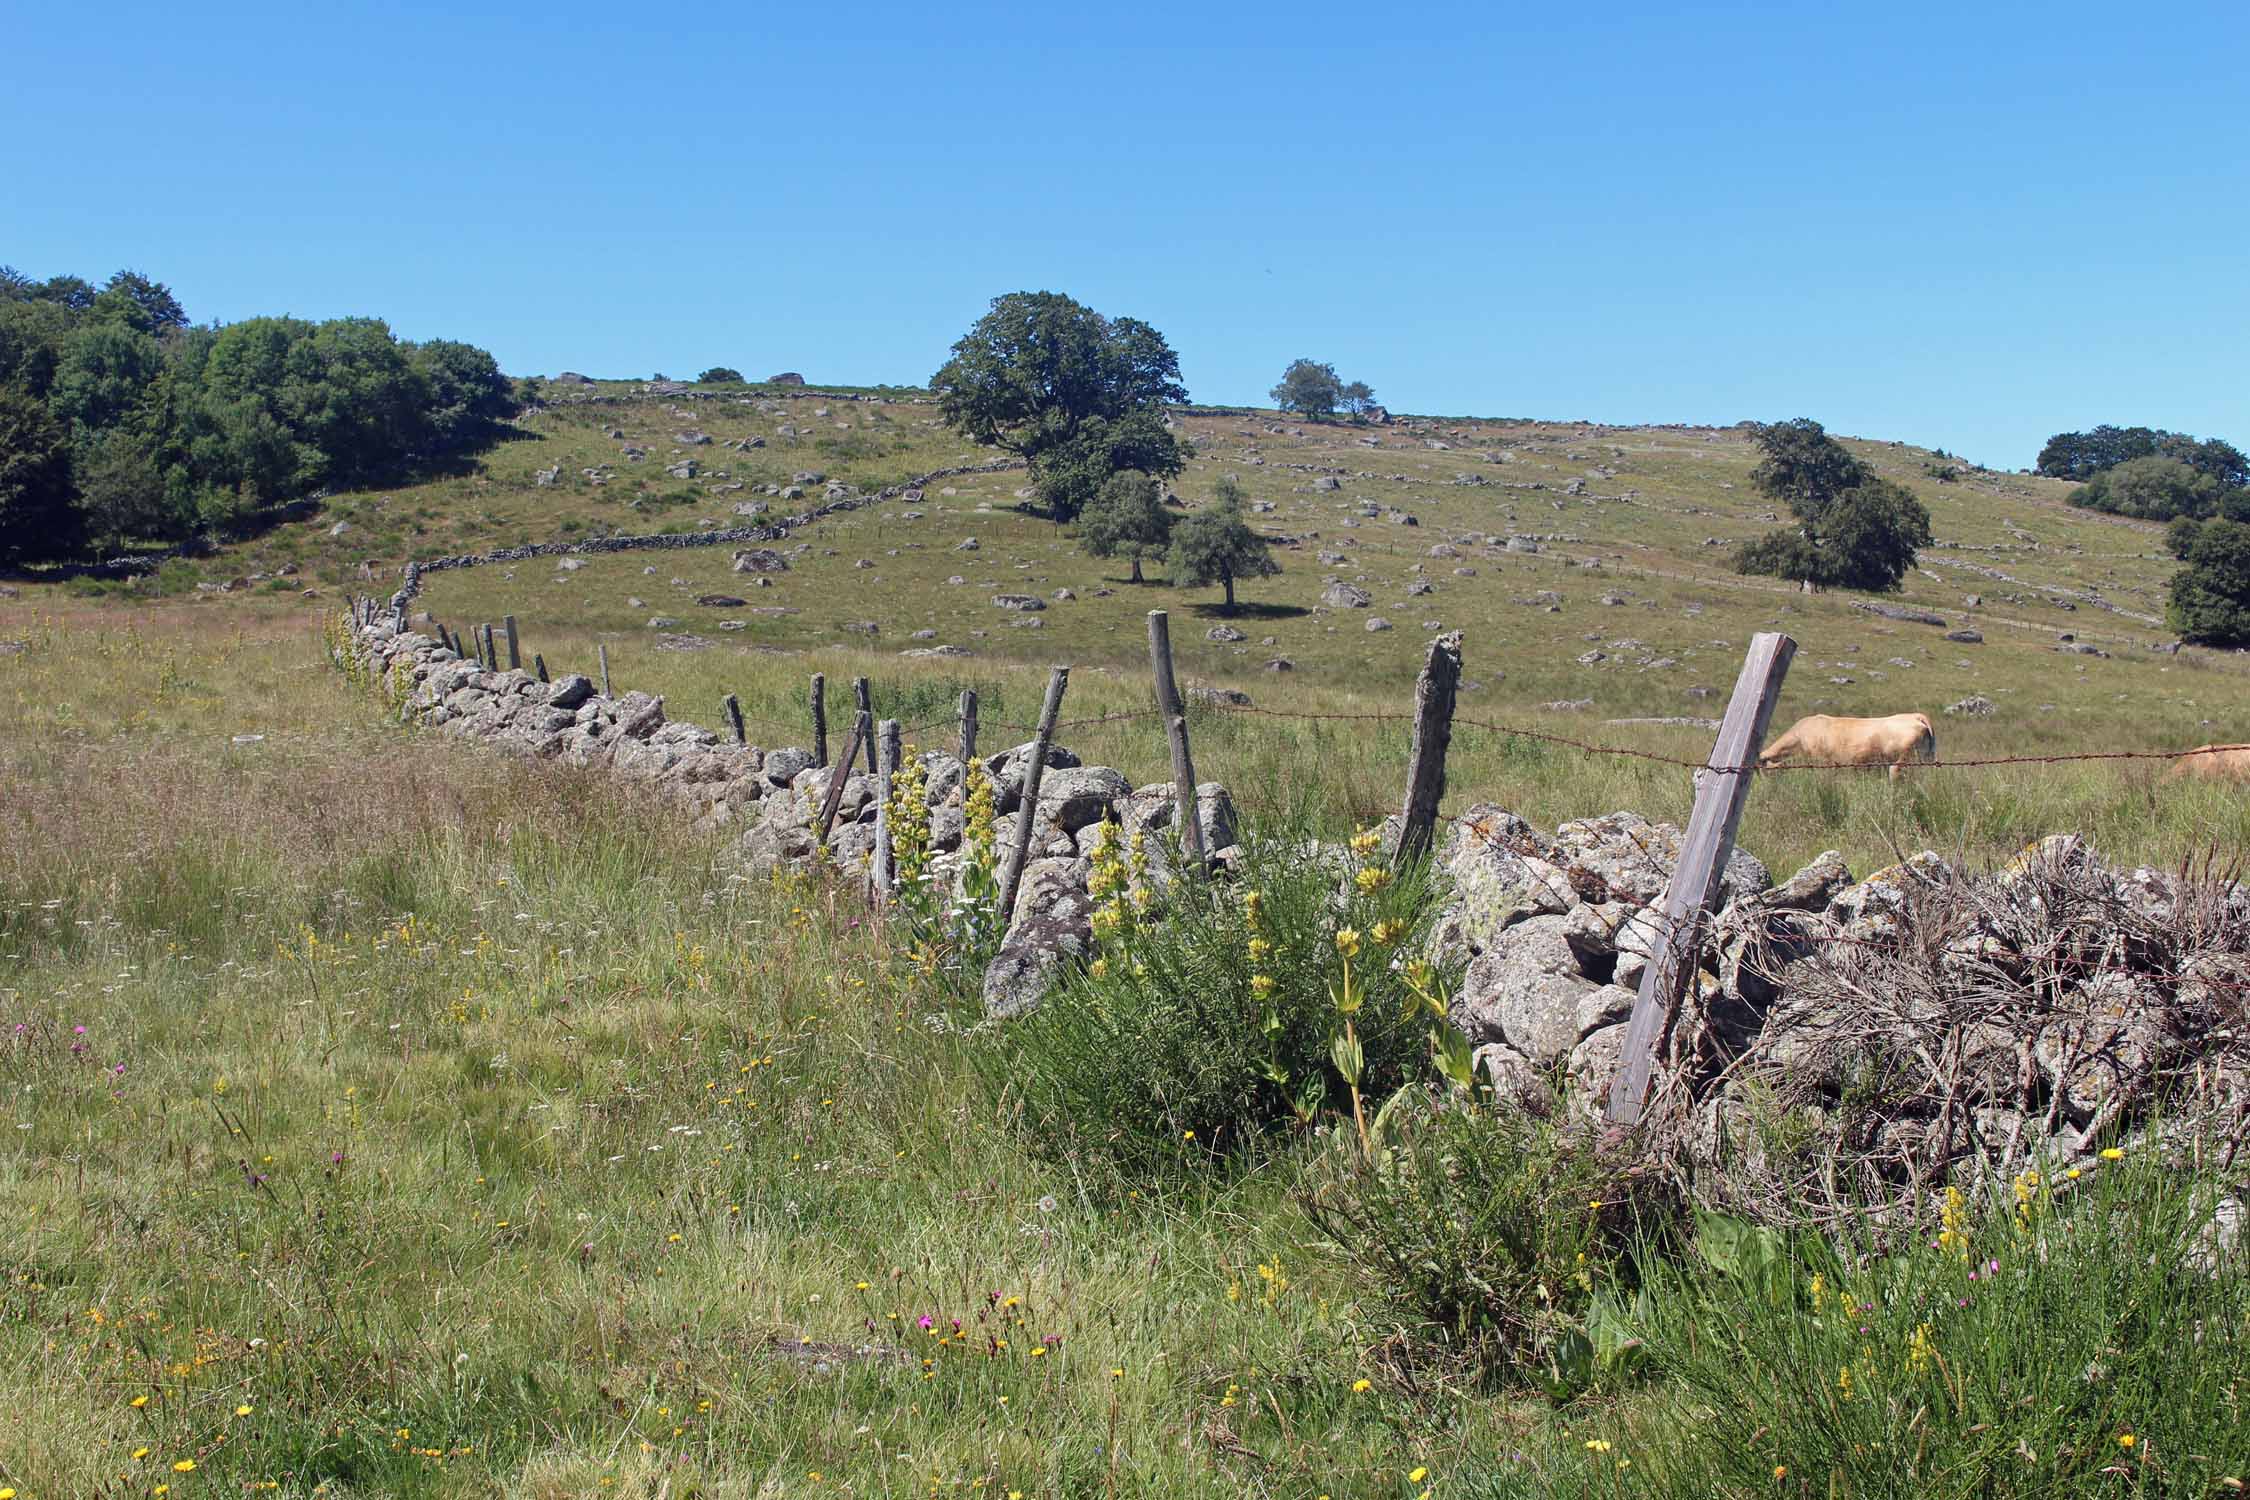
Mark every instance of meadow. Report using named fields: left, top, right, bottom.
left=7, top=388, right=2250, bottom=1497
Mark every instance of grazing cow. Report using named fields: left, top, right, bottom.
left=2162, top=744, right=2250, bottom=781
left=1758, top=712, right=1936, bottom=781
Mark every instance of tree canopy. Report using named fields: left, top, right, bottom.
left=2067, top=455, right=2245, bottom=523
left=1271, top=359, right=1378, bottom=423
left=2038, top=424, right=2247, bottom=488
left=0, top=264, right=514, bottom=561
left=931, top=291, right=1188, bottom=522
left=1075, top=469, right=1174, bottom=583
left=1734, top=418, right=1932, bottom=593
left=1167, top=477, right=1278, bottom=612
left=2168, top=517, right=2250, bottom=647
left=696, top=366, right=743, bottom=384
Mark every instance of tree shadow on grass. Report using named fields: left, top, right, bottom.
left=1183, top=601, right=1311, bottom=622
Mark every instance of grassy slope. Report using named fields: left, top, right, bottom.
left=81, top=381, right=2243, bottom=875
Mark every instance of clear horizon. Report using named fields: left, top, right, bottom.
left=11, top=0, right=2245, bottom=472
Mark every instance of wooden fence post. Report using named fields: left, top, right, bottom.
left=597, top=644, right=611, bottom=697
left=815, top=713, right=870, bottom=846
left=958, top=689, right=979, bottom=765
left=723, top=693, right=747, bottom=745
left=503, top=615, right=521, bottom=671
left=1605, top=631, right=1796, bottom=1127
left=481, top=624, right=497, bottom=670
left=1396, top=632, right=1464, bottom=865
left=1145, top=610, right=1205, bottom=863
left=995, top=667, right=1070, bottom=925
left=533, top=653, right=549, bottom=684
left=853, top=677, right=875, bottom=774
left=810, top=673, right=828, bottom=767
left=871, top=718, right=902, bottom=903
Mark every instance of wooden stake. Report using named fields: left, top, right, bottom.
left=598, top=643, right=611, bottom=697
left=995, top=667, right=1070, bottom=924
left=534, top=653, right=549, bottom=684
left=1606, top=631, right=1796, bottom=1127
left=853, top=677, right=875, bottom=775
left=723, top=693, right=747, bottom=745
left=503, top=614, right=521, bottom=671
left=1397, top=632, right=1463, bottom=866
left=958, top=688, right=979, bottom=766
left=1145, top=610, right=1205, bottom=862
left=810, top=673, right=828, bottom=767
left=816, top=713, right=870, bottom=846
left=871, top=718, right=902, bottom=903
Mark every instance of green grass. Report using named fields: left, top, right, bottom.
left=2, top=601, right=2245, bottom=1498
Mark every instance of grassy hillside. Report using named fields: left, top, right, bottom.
left=20, top=384, right=2250, bottom=876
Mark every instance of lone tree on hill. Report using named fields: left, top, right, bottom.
left=1076, top=469, right=1173, bottom=583
left=696, top=366, right=743, bottom=384
left=931, top=291, right=1188, bottom=523
left=1340, top=379, right=1377, bottom=419
left=2067, top=455, right=2239, bottom=522
left=1272, top=359, right=1344, bottom=421
left=2167, top=517, right=2250, bottom=647
left=1168, top=477, right=1278, bottom=613
left=1734, top=417, right=1932, bottom=593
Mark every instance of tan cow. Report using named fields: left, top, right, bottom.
left=1758, top=712, right=1936, bottom=781
left=2162, top=744, right=2250, bottom=781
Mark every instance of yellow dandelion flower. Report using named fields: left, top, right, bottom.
left=2119, top=1433, right=2136, bottom=1449
left=1409, top=1466, right=1430, bottom=1481
left=1352, top=1378, right=1372, bottom=1393
left=131, top=1394, right=150, bottom=1408
left=175, top=1460, right=198, bottom=1473
left=2101, top=1147, right=2125, bottom=1161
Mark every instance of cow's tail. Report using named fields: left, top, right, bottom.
left=1911, top=713, right=1937, bottom=762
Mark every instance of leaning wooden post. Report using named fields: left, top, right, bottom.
left=1145, top=610, right=1205, bottom=863
left=533, top=653, right=550, bottom=684
left=995, top=667, right=1070, bottom=924
left=723, top=693, right=747, bottom=745
left=958, top=689, right=979, bottom=765
left=481, top=624, right=497, bottom=670
left=814, top=713, right=870, bottom=846
left=853, top=677, right=876, bottom=774
left=597, top=644, right=612, bottom=697
left=1605, top=631, right=1796, bottom=1128
left=503, top=615, right=521, bottom=671
left=871, top=718, right=903, bottom=903
left=1396, top=632, right=1464, bottom=866
left=810, top=674, right=829, bottom=767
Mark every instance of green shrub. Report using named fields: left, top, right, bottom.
left=984, top=818, right=1453, bottom=1181
left=1303, top=1098, right=1659, bottom=1389
left=1623, top=1153, right=2250, bottom=1495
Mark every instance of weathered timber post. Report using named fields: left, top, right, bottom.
left=810, top=674, right=829, bottom=767
left=1606, top=631, right=1796, bottom=1127
left=1145, top=610, right=1205, bottom=862
left=815, top=713, right=869, bottom=846
left=1396, top=632, right=1464, bottom=865
left=995, top=667, right=1070, bottom=925
left=534, top=653, right=549, bottom=684
left=853, top=677, right=875, bottom=775
left=723, top=693, right=747, bottom=745
left=481, top=624, right=497, bottom=670
left=871, top=718, right=903, bottom=903
left=597, top=644, right=612, bottom=697
left=958, top=689, right=979, bottom=765
left=503, top=615, right=521, bottom=671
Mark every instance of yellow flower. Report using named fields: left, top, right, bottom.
left=1088, top=958, right=1110, bottom=980
left=1181, top=1130, right=1195, bottom=1142
left=1371, top=918, right=1404, bottom=946
left=2119, top=1433, right=2136, bottom=1449
left=1248, top=937, right=1272, bottom=962
left=175, top=1460, right=198, bottom=1472
left=2100, top=1147, right=2125, bottom=1161
left=1773, top=1466, right=1788, bottom=1480
left=1352, top=1378, right=1372, bottom=1393
left=1349, top=827, right=1382, bottom=857
left=1334, top=928, right=1362, bottom=959
left=1583, top=1441, right=1611, bottom=1454
left=1409, top=1466, right=1430, bottom=1481
left=1354, top=865, right=1393, bottom=894
left=131, top=1394, right=150, bottom=1408
left=1249, top=974, right=1274, bottom=997
left=133, top=1447, right=150, bottom=1460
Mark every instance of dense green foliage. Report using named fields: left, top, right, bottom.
left=2167, top=515, right=2250, bottom=646
left=987, top=821, right=1446, bottom=1183
left=2037, top=422, right=2247, bottom=486
left=1734, top=418, right=1933, bottom=592
left=0, top=265, right=512, bottom=560
left=1075, top=468, right=1174, bottom=581
left=695, top=365, right=742, bottom=383
left=2068, top=454, right=2250, bottom=522
left=1167, top=476, right=1279, bottom=611
left=1270, top=358, right=1377, bottom=422
left=931, top=291, right=1188, bottom=522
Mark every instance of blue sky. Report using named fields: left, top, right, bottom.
left=9, top=1, right=2245, bottom=468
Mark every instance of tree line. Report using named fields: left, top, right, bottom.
left=0, top=266, right=514, bottom=563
